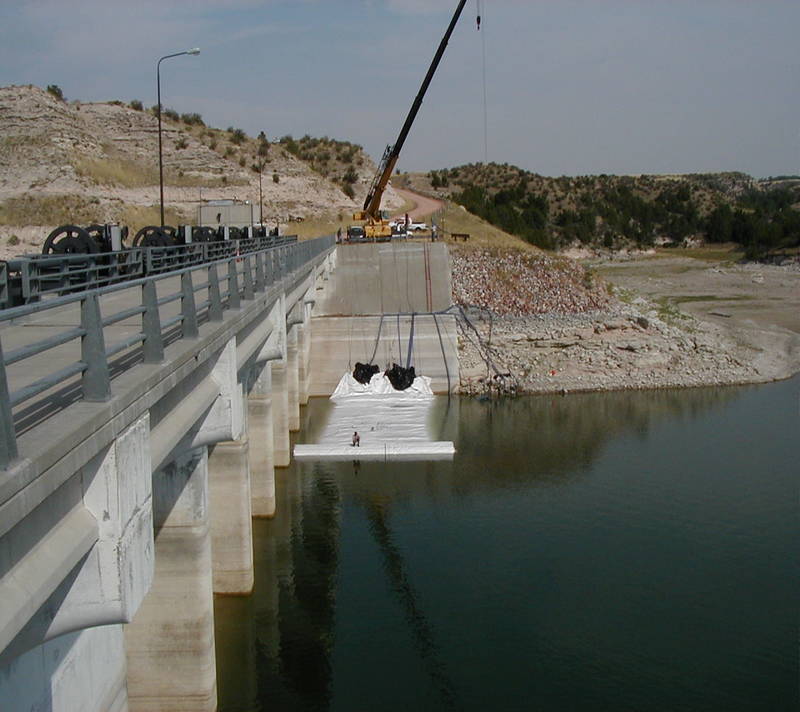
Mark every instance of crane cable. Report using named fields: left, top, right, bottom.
left=397, top=313, right=404, bottom=365
left=477, top=0, right=488, bottom=164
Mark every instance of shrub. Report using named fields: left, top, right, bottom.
left=7, top=235, right=20, bottom=246
left=163, top=108, right=179, bottom=122
left=46, top=85, right=64, bottom=101
left=175, top=138, right=188, bottom=150
left=181, top=112, right=204, bottom=126
left=342, top=184, right=355, bottom=199
left=229, top=128, right=247, bottom=145
left=257, top=131, right=270, bottom=158
left=280, top=136, right=299, bottom=156
left=129, top=99, right=143, bottom=111
left=272, top=173, right=279, bottom=184
left=239, top=156, right=246, bottom=167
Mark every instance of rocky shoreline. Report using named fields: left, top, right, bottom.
left=452, top=248, right=800, bottom=396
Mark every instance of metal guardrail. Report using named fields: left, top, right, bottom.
left=0, top=235, right=334, bottom=469
left=1, top=234, right=298, bottom=309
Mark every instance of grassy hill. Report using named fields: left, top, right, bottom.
left=402, top=164, right=800, bottom=259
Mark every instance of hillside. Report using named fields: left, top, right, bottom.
left=402, top=163, right=800, bottom=259
left=0, top=84, right=403, bottom=255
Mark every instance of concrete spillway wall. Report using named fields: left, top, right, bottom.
left=310, top=243, right=459, bottom=395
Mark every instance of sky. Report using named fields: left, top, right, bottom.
left=0, top=0, right=798, bottom=178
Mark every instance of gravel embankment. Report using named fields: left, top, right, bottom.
left=451, top=248, right=794, bottom=395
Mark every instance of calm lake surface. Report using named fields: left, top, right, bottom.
left=214, top=376, right=799, bottom=711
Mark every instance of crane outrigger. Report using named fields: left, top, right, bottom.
left=353, top=0, right=470, bottom=241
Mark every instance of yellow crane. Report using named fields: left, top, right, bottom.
left=352, top=0, right=470, bottom=241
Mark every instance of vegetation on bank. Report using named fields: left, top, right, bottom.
left=428, top=163, right=799, bottom=259
left=279, top=135, right=364, bottom=198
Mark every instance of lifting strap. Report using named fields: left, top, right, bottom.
left=406, top=312, right=416, bottom=369
left=368, top=314, right=384, bottom=365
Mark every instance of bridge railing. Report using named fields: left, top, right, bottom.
left=0, top=235, right=334, bottom=469
left=1, top=234, right=299, bottom=309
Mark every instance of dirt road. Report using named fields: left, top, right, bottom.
left=392, top=188, right=443, bottom=221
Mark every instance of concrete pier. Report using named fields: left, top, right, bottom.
left=271, top=360, right=290, bottom=467
left=124, top=448, right=217, bottom=712
left=286, top=328, right=300, bottom=432
left=247, top=367, right=276, bottom=517
left=209, top=437, right=255, bottom=594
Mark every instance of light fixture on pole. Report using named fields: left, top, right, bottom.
left=157, top=47, right=200, bottom=227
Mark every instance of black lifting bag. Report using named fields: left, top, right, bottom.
left=352, top=362, right=379, bottom=385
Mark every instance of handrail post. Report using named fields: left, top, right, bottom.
left=255, top=252, right=265, bottom=292
left=207, top=264, right=223, bottom=321
left=181, top=271, right=199, bottom=338
left=0, top=339, right=18, bottom=469
left=242, top=255, right=255, bottom=301
left=228, top=259, right=240, bottom=310
left=81, top=293, right=112, bottom=402
left=142, top=279, right=164, bottom=363
left=265, top=251, right=274, bottom=284
left=145, top=247, right=156, bottom=275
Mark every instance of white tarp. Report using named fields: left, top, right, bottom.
left=293, top=372, right=455, bottom=461
left=330, top=372, right=434, bottom=400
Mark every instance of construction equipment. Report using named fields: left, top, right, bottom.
left=352, top=0, right=469, bottom=240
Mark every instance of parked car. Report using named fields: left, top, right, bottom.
left=347, top=225, right=366, bottom=242
left=407, top=221, right=428, bottom=232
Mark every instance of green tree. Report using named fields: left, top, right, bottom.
left=705, top=204, right=733, bottom=243
left=257, top=131, right=269, bottom=158
left=46, top=85, right=64, bottom=101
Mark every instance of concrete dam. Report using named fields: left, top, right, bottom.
left=0, top=238, right=458, bottom=711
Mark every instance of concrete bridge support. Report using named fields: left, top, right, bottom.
left=0, top=413, right=154, bottom=712
left=298, top=309, right=312, bottom=407
left=286, top=328, right=300, bottom=432
left=125, top=448, right=217, bottom=712
left=248, top=365, right=276, bottom=517
left=271, top=361, right=290, bottom=467
left=209, top=436, right=254, bottom=595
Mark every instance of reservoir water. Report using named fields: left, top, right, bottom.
left=214, top=376, right=799, bottom=711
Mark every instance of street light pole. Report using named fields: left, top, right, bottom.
left=256, top=158, right=267, bottom=225
left=259, top=168, right=263, bottom=225
left=157, top=48, right=200, bottom=227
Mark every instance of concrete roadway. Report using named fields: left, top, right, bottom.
left=310, top=243, right=459, bottom=395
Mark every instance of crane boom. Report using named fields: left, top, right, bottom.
left=356, top=0, right=469, bottom=237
